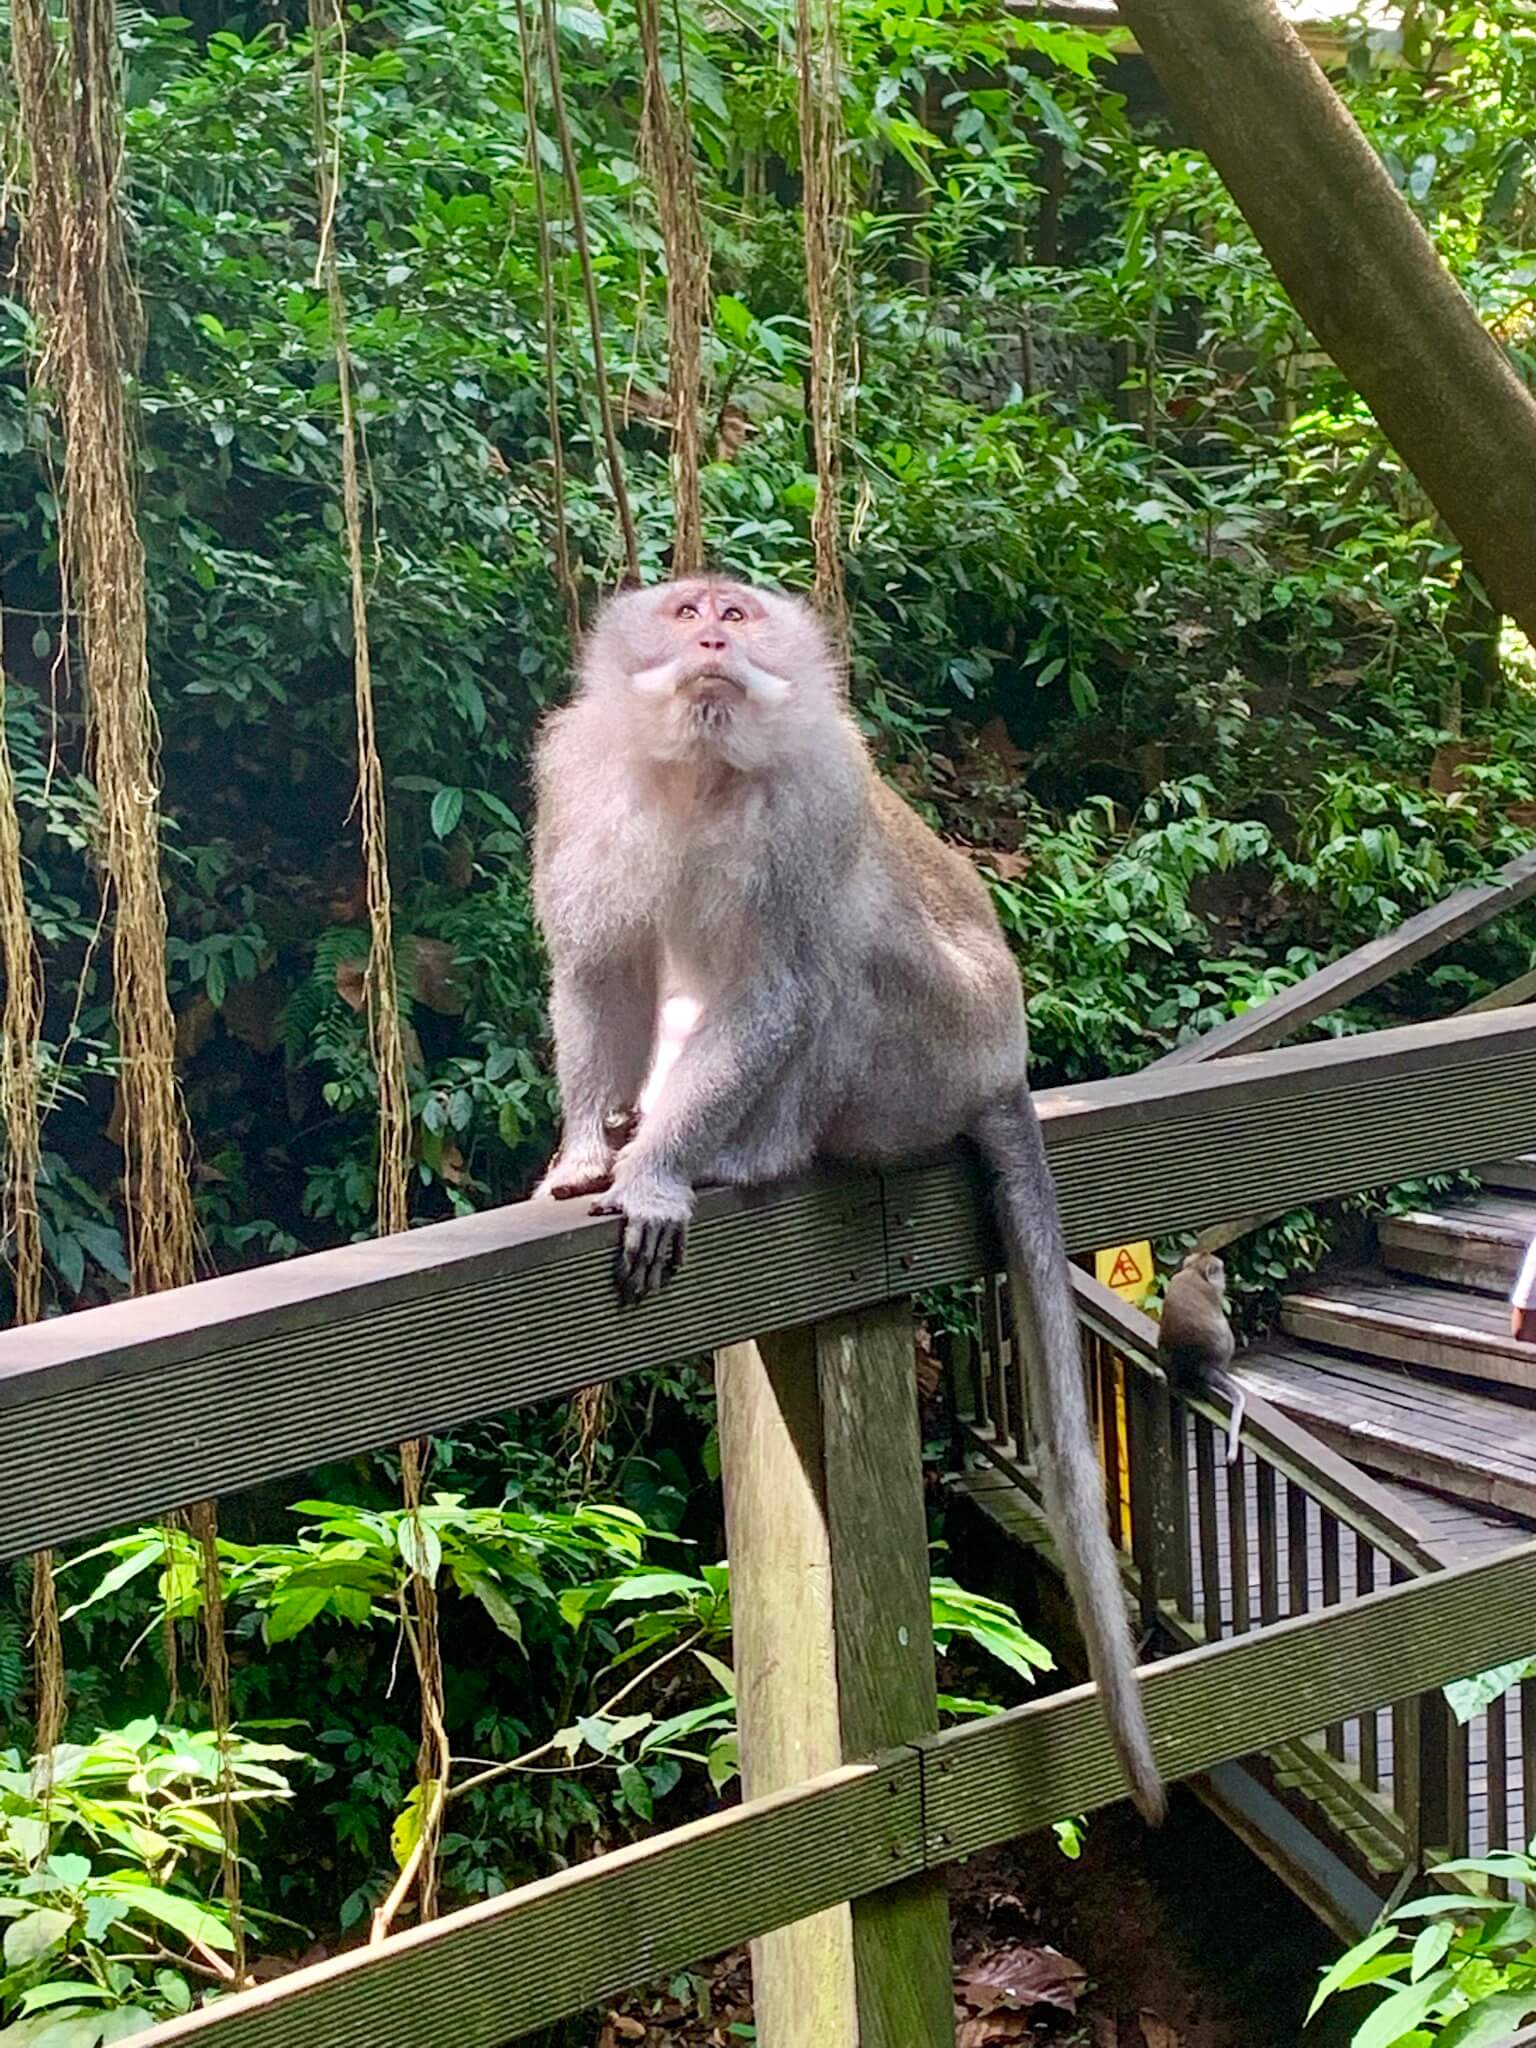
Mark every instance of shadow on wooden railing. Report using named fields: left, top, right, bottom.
left=4, top=1009, right=1536, bottom=2045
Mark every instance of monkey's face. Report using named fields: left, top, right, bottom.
left=585, top=577, right=835, bottom=766
left=1187, top=1251, right=1226, bottom=1300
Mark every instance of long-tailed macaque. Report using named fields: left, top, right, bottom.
left=531, top=575, right=1164, bottom=1824
left=1158, top=1250, right=1244, bottom=1464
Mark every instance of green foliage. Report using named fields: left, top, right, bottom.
left=0, top=0, right=1532, bottom=1309
left=0, top=1720, right=302, bottom=2038
left=1313, top=1852, right=1536, bottom=2046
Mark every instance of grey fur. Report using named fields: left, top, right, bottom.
left=1159, top=1251, right=1244, bottom=1464
left=532, top=574, right=1166, bottom=1822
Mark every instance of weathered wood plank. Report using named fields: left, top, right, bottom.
left=5, top=1008, right=1536, bottom=1565
left=143, top=1544, right=1536, bottom=2048
left=1152, top=845, right=1536, bottom=1067
left=923, top=1541, right=1536, bottom=1861
left=147, top=1753, right=921, bottom=2048
left=1278, top=1294, right=1536, bottom=1394
left=1232, top=1346, right=1536, bottom=1517
left=717, top=1332, right=859, bottom=2047
left=819, top=1308, right=955, bottom=2048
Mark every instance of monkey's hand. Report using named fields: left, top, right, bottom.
left=591, top=1172, right=692, bottom=1304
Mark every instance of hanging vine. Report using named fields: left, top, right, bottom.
left=0, top=599, right=56, bottom=1749
left=538, top=0, right=641, bottom=585
left=10, top=0, right=199, bottom=1826
left=514, top=0, right=582, bottom=645
left=796, top=0, right=851, bottom=657
left=309, top=0, right=448, bottom=1934
left=635, top=0, right=709, bottom=573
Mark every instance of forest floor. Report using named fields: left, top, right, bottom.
left=597, top=1784, right=1361, bottom=2046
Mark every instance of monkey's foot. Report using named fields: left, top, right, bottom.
left=591, top=1182, right=691, bottom=1304
left=534, top=1147, right=618, bottom=1200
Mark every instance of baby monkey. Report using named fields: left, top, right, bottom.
left=531, top=574, right=1164, bottom=1824
left=1157, top=1251, right=1245, bottom=1463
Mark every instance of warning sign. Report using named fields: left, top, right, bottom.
left=1094, top=1240, right=1154, bottom=1305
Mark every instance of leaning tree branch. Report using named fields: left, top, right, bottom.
left=1112, top=0, right=1536, bottom=648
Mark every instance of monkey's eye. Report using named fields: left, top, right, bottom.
left=720, top=605, right=745, bottom=623
left=676, top=603, right=700, bottom=620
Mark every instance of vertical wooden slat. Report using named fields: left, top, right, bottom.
left=1446, top=1708, right=1470, bottom=1860
left=1287, top=1482, right=1310, bottom=1620
left=1099, top=1343, right=1123, bottom=1543
left=1356, top=1541, right=1379, bottom=1791
left=717, top=1332, right=857, bottom=2046
left=1390, top=1561, right=1423, bottom=1859
left=983, top=1274, right=1009, bottom=1451
left=1418, top=1691, right=1453, bottom=1858
left=1321, top=1511, right=1344, bottom=1759
left=1523, top=1678, right=1536, bottom=1859
left=1226, top=1444, right=1250, bottom=1635
left=1489, top=1691, right=1510, bottom=1866
left=1125, top=1362, right=1170, bottom=1633
left=818, top=1306, right=956, bottom=2048
left=1170, top=1400, right=1195, bottom=1621
left=1194, top=1414, right=1222, bottom=1641
left=1257, top=1461, right=1279, bottom=1628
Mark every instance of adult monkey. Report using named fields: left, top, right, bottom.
left=532, top=575, right=1164, bottom=1822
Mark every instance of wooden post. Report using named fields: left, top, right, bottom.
left=819, top=1306, right=955, bottom=2047
left=717, top=1306, right=955, bottom=2048
left=718, top=1330, right=858, bottom=2047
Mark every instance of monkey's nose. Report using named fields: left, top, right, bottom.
left=698, top=633, right=727, bottom=652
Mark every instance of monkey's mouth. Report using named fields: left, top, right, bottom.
left=682, top=670, right=744, bottom=718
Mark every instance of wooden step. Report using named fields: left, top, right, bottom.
left=1478, top=1155, right=1536, bottom=1198
left=1281, top=1271, right=1536, bottom=1394
left=1233, top=1343, right=1536, bottom=1520
left=1378, top=1194, right=1536, bottom=1295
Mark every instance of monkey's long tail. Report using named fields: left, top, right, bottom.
left=972, top=1087, right=1167, bottom=1826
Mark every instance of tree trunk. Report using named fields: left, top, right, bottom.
left=1113, top=0, right=1536, bottom=648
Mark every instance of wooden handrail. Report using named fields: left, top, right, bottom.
left=1070, top=1270, right=1450, bottom=1573
left=1154, top=845, right=1536, bottom=1067
left=140, top=1540, right=1536, bottom=2047
left=4, top=1007, right=1536, bottom=1565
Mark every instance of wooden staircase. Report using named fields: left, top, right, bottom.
left=1233, top=1159, right=1536, bottom=1538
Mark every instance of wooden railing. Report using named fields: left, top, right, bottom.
left=952, top=1251, right=1536, bottom=1897
left=5, top=1006, right=1536, bottom=2045
left=1154, top=842, right=1536, bottom=1068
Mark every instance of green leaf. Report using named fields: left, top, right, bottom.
left=4, top=1909, right=74, bottom=1969
left=99, top=2016, right=155, bottom=2043
left=706, top=1733, right=738, bottom=1793
left=429, top=787, right=464, bottom=840
left=396, top=1518, right=443, bottom=1587
left=1438, top=1990, right=1536, bottom=2045
left=57, top=1541, right=164, bottom=1624
left=1353, top=1970, right=1455, bottom=2048
left=98, top=1880, right=233, bottom=1952
left=1444, top=1660, right=1532, bottom=1725
left=617, top=1764, right=653, bottom=1822
left=1307, top=1927, right=1400, bottom=2019
left=600, top=1572, right=704, bottom=1604
left=692, top=1650, right=735, bottom=1698
left=17, top=1989, right=112, bottom=2018
left=461, top=1575, right=524, bottom=1648
left=1409, top=1920, right=1452, bottom=1981
left=264, top=1588, right=332, bottom=1643
left=391, top=1783, right=436, bottom=1871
